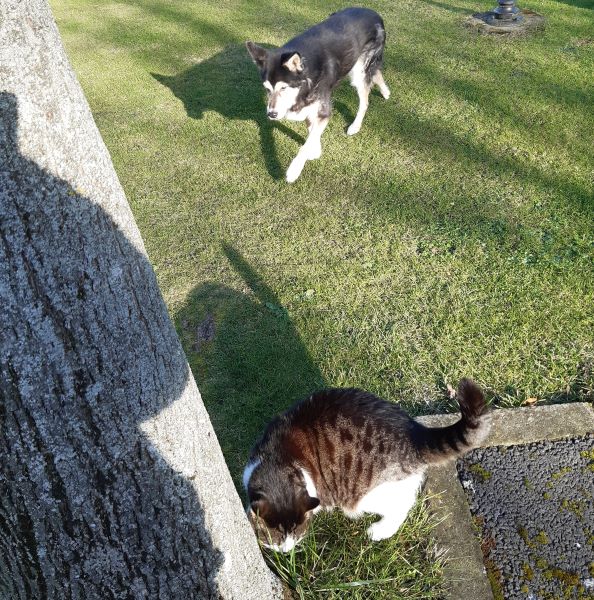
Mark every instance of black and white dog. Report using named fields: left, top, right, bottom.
left=246, top=7, right=390, bottom=183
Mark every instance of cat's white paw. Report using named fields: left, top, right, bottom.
left=347, top=122, right=361, bottom=136
left=367, top=520, right=398, bottom=541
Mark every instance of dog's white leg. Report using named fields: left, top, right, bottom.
left=286, top=115, right=328, bottom=183
left=372, top=70, right=391, bottom=100
left=354, top=472, right=424, bottom=541
left=346, top=56, right=371, bottom=136
left=303, top=117, right=325, bottom=160
left=347, top=82, right=371, bottom=136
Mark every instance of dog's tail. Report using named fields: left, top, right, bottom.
left=413, top=379, right=490, bottom=464
left=375, top=21, right=386, bottom=48
left=363, top=22, right=386, bottom=83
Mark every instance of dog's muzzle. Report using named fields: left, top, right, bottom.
left=267, top=110, right=278, bottom=120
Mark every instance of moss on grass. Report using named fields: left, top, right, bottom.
left=485, top=559, right=505, bottom=600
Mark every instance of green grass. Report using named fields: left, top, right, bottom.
left=264, top=495, right=445, bottom=599
left=51, top=0, right=593, bottom=596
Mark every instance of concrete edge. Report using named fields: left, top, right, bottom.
left=417, top=402, right=594, bottom=600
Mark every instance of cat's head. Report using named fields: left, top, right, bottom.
left=246, top=462, right=320, bottom=552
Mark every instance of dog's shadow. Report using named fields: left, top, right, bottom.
left=176, top=243, right=325, bottom=488
left=152, top=45, right=303, bottom=180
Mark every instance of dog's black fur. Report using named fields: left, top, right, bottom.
left=247, top=7, right=385, bottom=119
left=246, top=7, right=389, bottom=182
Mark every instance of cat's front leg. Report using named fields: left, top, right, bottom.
left=367, top=516, right=406, bottom=541
left=356, top=473, right=425, bottom=541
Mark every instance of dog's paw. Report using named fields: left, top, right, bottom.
left=286, top=159, right=305, bottom=183
left=347, top=122, right=361, bottom=136
left=381, top=87, right=391, bottom=100
left=305, top=143, right=322, bottom=160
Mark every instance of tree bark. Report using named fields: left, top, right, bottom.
left=0, top=1, right=280, bottom=598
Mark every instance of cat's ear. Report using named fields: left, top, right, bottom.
left=297, top=487, right=320, bottom=513
left=250, top=496, right=270, bottom=518
left=305, top=496, right=320, bottom=512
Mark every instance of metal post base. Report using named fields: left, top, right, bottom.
left=485, top=10, right=525, bottom=27
left=465, top=8, right=545, bottom=34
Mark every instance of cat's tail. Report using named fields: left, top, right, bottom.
left=414, top=379, right=490, bottom=464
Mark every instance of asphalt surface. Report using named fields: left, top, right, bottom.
left=457, top=434, right=594, bottom=600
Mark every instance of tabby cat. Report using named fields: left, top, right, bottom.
left=243, top=379, right=489, bottom=551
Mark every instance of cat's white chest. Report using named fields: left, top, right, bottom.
left=300, top=468, right=323, bottom=513
left=242, top=458, right=261, bottom=489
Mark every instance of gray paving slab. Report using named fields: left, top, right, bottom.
left=417, top=402, right=594, bottom=600
left=458, top=435, right=594, bottom=599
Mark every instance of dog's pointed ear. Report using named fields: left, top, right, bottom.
left=281, top=51, right=303, bottom=73
left=246, top=41, right=268, bottom=69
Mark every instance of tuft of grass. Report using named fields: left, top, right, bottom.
left=263, top=495, right=445, bottom=599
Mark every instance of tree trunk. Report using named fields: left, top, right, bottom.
left=0, top=1, right=280, bottom=598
